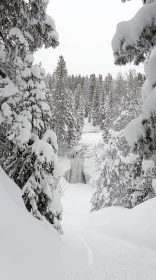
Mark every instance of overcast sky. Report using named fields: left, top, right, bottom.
left=35, top=0, right=143, bottom=77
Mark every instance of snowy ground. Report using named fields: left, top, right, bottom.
left=79, top=118, right=103, bottom=146
left=61, top=182, right=156, bottom=280
left=61, top=121, right=156, bottom=279
left=1, top=119, right=156, bottom=280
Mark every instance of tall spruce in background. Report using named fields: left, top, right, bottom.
left=92, top=78, right=101, bottom=126
left=51, top=56, right=68, bottom=148
left=74, top=84, right=85, bottom=140
left=83, top=76, right=90, bottom=117
left=52, top=56, right=78, bottom=151
left=100, top=73, right=113, bottom=132
left=88, top=74, right=96, bottom=122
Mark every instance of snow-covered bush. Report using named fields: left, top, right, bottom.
left=91, top=128, right=131, bottom=211
left=91, top=102, right=142, bottom=211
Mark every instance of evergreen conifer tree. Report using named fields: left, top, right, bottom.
left=112, top=0, right=156, bottom=206
left=0, top=0, right=63, bottom=232
left=52, top=56, right=78, bottom=150
left=92, top=79, right=101, bottom=126
left=74, top=84, right=85, bottom=140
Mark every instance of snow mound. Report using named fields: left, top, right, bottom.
left=0, top=168, right=64, bottom=280
left=88, top=207, right=128, bottom=227
left=92, top=198, right=156, bottom=251
left=0, top=167, right=25, bottom=210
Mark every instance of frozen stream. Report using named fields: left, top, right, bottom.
left=66, top=119, right=103, bottom=184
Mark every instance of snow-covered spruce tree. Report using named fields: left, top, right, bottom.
left=114, top=72, right=127, bottom=111
left=100, top=74, right=114, bottom=139
left=83, top=76, right=90, bottom=118
left=0, top=0, right=59, bottom=160
left=45, top=71, right=56, bottom=113
left=67, top=74, right=76, bottom=93
left=91, top=129, right=130, bottom=211
left=0, top=1, right=63, bottom=232
left=91, top=74, right=143, bottom=211
left=74, top=84, right=85, bottom=140
left=66, top=88, right=78, bottom=149
left=112, top=0, right=156, bottom=206
left=4, top=55, right=63, bottom=233
left=52, top=56, right=78, bottom=151
left=88, top=74, right=96, bottom=123
left=91, top=97, right=142, bottom=211
left=92, top=78, right=101, bottom=126
left=0, top=0, right=58, bottom=84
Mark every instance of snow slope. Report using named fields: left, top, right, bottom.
left=1, top=166, right=156, bottom=280
left=62, top=183, right=156, bottom=280
left=0, top=169, right=66, bottom=280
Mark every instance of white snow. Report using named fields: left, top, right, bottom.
left=0, top=167, right=25, bottom=210
left=78, top=119, right=103, bottom=185
left=25, top=54, right=34, bottom=64
left=152, top=178, right=156, bottom=194
left=32, top=139, right=57, bottom=163
left=8, top=115, right=32, bottom=147
left=1, top=166, right=156, bottom=279
left=142, top=78, right=151, bottom=102
left=62, top=182, right=156, bottom=279
left=112, top=2, right=156, bottom=54
left=46, top=15, right=56, bottom=30
left=0, top=168, right=65, bottom=280
left=109, top=128, right=122, bottom=138
left=31, top=66, right=41, bottom=79
left=42, top=129, right=58, bottom=152
left=1, top=102, right=13, bottom=120
left=0, top=79, right=18, bottom=98
left=124, top=116, right=144, bottom=146
left=59, top=156, right=71, bottom=175
left=142, top=48, right=156, bottom=115
left=0, top=45, right=5, bottom=62
left=143, top=87, right=156, bottom=118
left=121, top=152, right=139, bottom=164
left=46, top=15, right=59, bottom=40
left=50, top=189, right=63, bottom=217
left=142, top=159, right=155, bottom=172
left=80, top=118, right=103, bottom=145
left=68, top=145, right=82, bottom=158
left=9, top=27, right=28, bottom=46
left=148, top=47, right=156, bottom=88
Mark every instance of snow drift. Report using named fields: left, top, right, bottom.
left=0, top=168, right=65, bottom=280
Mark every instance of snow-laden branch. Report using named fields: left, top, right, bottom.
left=112, top=2, right=156, bottom=65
